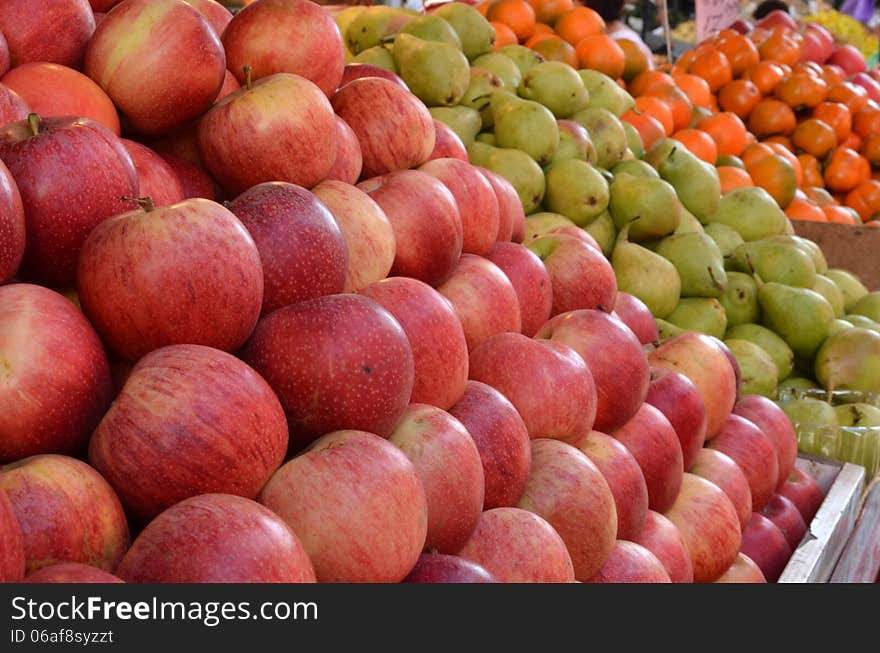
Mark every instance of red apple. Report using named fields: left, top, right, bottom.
left=708, top=414, right=779, bottom=512
left=390, top=404, right=484, bottom=554
left=518, top=439, right=617, bottom=580
left=739, top=512, right=791, bottom=583
left=147, top=122, right=202, bottom=167
left=648, top=332, right=738, bottom=439
left=448, top=381, right=532, bottom=510
left=358, top=169, right=462, bottom=287
left=733, top=394, right=798, bottom=490
left=0, top=158, right=24, bottom=283
left=663, top=473, right=742, bottom=583
left=644, top=368, right=707, bottom=472
left=851, top=72, right=880, bottom=103
left=228, top=181, right=348, bottom=315
left=713, top=552, right=767, bottom=583
left=728, top=19, right=752, bottom=35
left=215, top=69, right=240, bottom=102
left=158, top=152, right=216, bottom=201
left=360, top=277, right=468, bottom=410
left=88, top=345, right=288, bottom=523
left=478, top=166, right=526, bottom=243
left=0, top=284, right=111, bottom=463
left=0, top=454, right=129, bottom=574
left=120, top=139, right=185, bottom=207
left=0, top=31, right=8, bottom=77
left=241, top=294, right=414, bottom=450
left=613, top=291, right=659, bottom=345
left=222, top=0, right=344, bottom=96
left=690, top=448, right=752, bottom=530
left=536, top=309, right=650, bottom=433
left=711, top=336, right=743, bottom=401
left=197, top=73, right=337, bottom=195
left=260, top=430, right=427, bottom=582
left=428, top=120, right=469, bottom=162
left=325, top=115, right=363, bottom=185
left=761, top=493, right=807, bottom=550
left=84, top=0, right=224, bottom=135
left=548, top=225, right=601, bottom=251
left=0, top=0, right=94, bottom=69
left=76, top=198, right=263, bottom=362
left=420, top=157, right=500, bottom=256
left=2, top=63, right=120, bottom=135
left=573, top=431, right=647, bottom=541
left=312, top=180, right=395, bottom=292
left=0, top=114, right=137, bottom=288
left=0, top=83, right=28, bottom=127
left=339, top=63, right=409, bottom=91
left=403, top=553, right=496, bottom=583
left=585, top=540, right=671, bottom=583
left=829, top=45, right=867, bottom=76
left=89, top=0, right=121, bottom=11
left=798, top=30, right=828, bottom=65
left=469, top=332, right=598, bottom=442
left=755, top=9, right=797, bottom=32
left=778, top=466, right=824, bottom=524
left=485, top=242, right=553, bottom=337
left=183, top=0, right=232, bottom=36
left=332, top=77, right=435, bottom=178
left=633, top=509, right=694, bottom=583
left=116, top=494, right=316, bottom=583
left=437, top=254, right=521, bottom=351
left=528, top=233, right=617, bottom=316
left=458, top=507, right=575, bottom=583
left=805, top=24, right=834, bottom=59
left=24, top=563, right=123, bottom=583
left=0, top=491, right=24, bottom=582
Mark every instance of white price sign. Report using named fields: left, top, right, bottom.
left=695, top=0, right=740, bottom=43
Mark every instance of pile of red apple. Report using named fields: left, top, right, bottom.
left=0, top=0, right=826, bottom=584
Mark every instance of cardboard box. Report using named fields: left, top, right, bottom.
left=792, top=221, right=880, bottom=291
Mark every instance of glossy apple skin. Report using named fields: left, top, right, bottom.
left=222, top=0, right=344, bottom=96
left=76, top=198, right=263, bottom=363
left=0, top=284, right=111, bottom=463
left=0, top=454, right=130, bottom=575
left=325, top=116, right=363, bottom=185
left=458, top=507, right=575, bottom=583
left=778, top=466, right=824, bottom=525
left=536, top=309, right=650, bottom=433
left=312, top=180, right=395, bottom=293
left=761, top=493, right=807, bottom=550
left=428, top=120, right=469, bottom=162
left=24, top=563, right=123, bottom=583
left=645, top=368, right=708, bottom=472
left=198, top=73, right=337, bottom=195
left=0, top=31, right=8, bottom=76
left=228, top=181, right=348, bottom=315
left=0, top=0, right=95, bottom=69
left=713, top=552, right=767, bottom=583
left=633, top=510, right=694, bottom=583
left=469, top=332, right=598, bottom=443
left=158, top=152, right=216, bottom=201
left=121, top=139, right=185, bottom=207
left=403, top=553, right=497, bottom=583
left=733, top=394, right=798, bottom=491
left=690, top=448, right=753, bottom=531
left=448, top=381, right=532, bottom=510
left=708, top=414, right=779, bottom=512
left=0, top=158, right=24, bottom=283
left=2, top=63, right=120, bottom=135
left=88, top=345, right=288, bottom=523
left=360, top=277, right=468, bottom=410
left=485, top=242, right=553, bottom=337
left=613, top=291, right=659, bottom=345
left=437, top=254, right=521, bottom=352
left=477, top=167, right=525, bottom=244
left=0, top=83, right=29, bottom=127
left=260, top=430, right=428, bottom=583
left=214, top=69, right=240, bottom=104
left=339, top=64, right=409, bottom=91
left=0, top=115, right=137, bottom=289
left=574, top=430, right=649, bottom=542
left=0, top=491, right=25, bottom=582
left=390, top=404, right=484, bottom=554
left=663, top=473, right=742, bottom=583
left=183, top=0, right=232, bottom=36
left=116, top=494, right=316, bottom=583
left=358, top=169, right=462, bottom=288
left=241, top=294, right=415, bottom=451
left=332, top=77, right=435, bottom=179
left=585, top=540, right=671, bottom=583
left=739, top=512, right=792, bottom=583
left=829, top=45, right=866, bottom=76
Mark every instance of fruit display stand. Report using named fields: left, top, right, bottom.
left=829, top=473, right=880, bottom=582
left=792, top=220, right=880, bottom=292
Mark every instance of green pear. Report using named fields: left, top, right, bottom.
left=496, top=44, right=545, bottom=76
left=724, top=339, right=779, bottom=398
left=707, top=186, right=788, bottom=241
left=665, top=298, right=728, bottom=339
left=830, top=319, right=855, bottom=334
left=551, top=120, right=595, bottom=165
left=778, top=377, right=821, bottom=392
left=725, top=323, right=794, bottom=381
left=608, top=173, right=681, bottom=241
left=491, top=92, right=559, bottom=166
left=656, top=318, right=685, bottom=340
left=720, top=272, right=760, bottom=327
left=523, top=212, right=576, bottom=242
left=835, top=402, right=880, bottom=427
left=518, top=61, right=589, bottom=118
left=459, top=68, right=504, bottom=129
left=392, top=34, right=470, bottom=107
left=400, top=14, right=463, bottom=48
left=570, top=106, right=628, bottom=170
left=543, top=159, right=608, bottom=226
left=346, top=6, right=413, bottom=54
left=470, top=52, right=521, bottom=90
left=731, top=240, right=817, bottom=288
left=815, top=328, right=880, bottom=393
left=790, top=236, right=828, bottom=274
left=612, top=227, right=681, bottom=318
left=825, top=269, right=869, bottom=312
left=583, top=210, right=616, bottom=256
left=813, top=275, right=846, bottom=318
left=351, top=45, right=397, bottom=72
left=611, top=159, right=659, bottom=179
left=431, top=2, right=495, bottom=61
left=475, top=132, right=496, bottom=145
left=674, top=207, right=705, bottom=235
left=715, top=153, right=745, bottom=168
left=579, top=69, right=635, bottom=116
left=621, top=123, right=644, bottom=159
left=834, top=402, right=880, bottom=471
left=848, top=291, right=880, bottom=323
left=704, top=223, right=744, bottom=263
left=652, top=144, right=721, bottom=222
left=758, top=282, right=835, bottom=360
left=780, top=397, right=838, bottom=428
left=841, top=314, right=880, bottom=332
left=335, top=5, right=368, bottom=41
left=467, top=141, right=545, bottom=214
left=429, top=106, right=482, bottom=146
left=656, top=232, right=727, bottom=298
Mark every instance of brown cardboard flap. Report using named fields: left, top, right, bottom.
left=792, top=222, right=880, bottom=291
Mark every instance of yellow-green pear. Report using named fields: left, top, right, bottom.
left=392, top=34, right=470, bottom=107
left=848, top=291, right=880, bottom=323
left=467, top=141, right=546, bottom=214
left=611, top=159, right=659, bottom=179
left=570, top=106, right=627, bottom=169
left=612, top=226, right=681, bottom=318
left=583, top=210, right=616, bottom=256
left=543, top=159, right=608, bottom=226
left=550, top=119, right=595, bottom=165
left=656, top=232, right=727, bottom=298
left=813, top=275, right=845, bottom=318
left=523, top=212, right=576, bottom=242
left=491, top=92, right=559, bottom=166
left=758, top=282, right=835, bottom=360
left=725, top=323, right=793, bottom=381
left=665, top=298, right=728, bottom=339
left=518, top=61, right=589, bottom=118
left=497, top=44, right=546, bottom=76
left=622, top=122, right=644, bottom=159
left=609, top=173, right=681, bottom=241
left=815, top=328, right=880, bottom=393
left=459, top=67, right=504, bottom=129
left=704, top=222, right=744, bottom=261
left=724, top=339, right=779, bottom=398
left=674, top=207, right=705, bottom=235
left=400, top=14, right=462, bottom=48
left=346, top=6, right=413, bottom=54
left=731, top=240, right=817, bottom=288
left=431, top=2, right=495, bottom=60
left=470, top=52, right=521, bottom=90
left=579, top=69, right=634, bottom=116
left=708, top=186, right=788, bottom=241
left=841, top=314, right=880, bottom=332
left=352, top=45, right=397, bottom=72
left=825, top=269, right=868, bottom=311
left=656, top=318, right=685, bottom=340
left=719, top=272, right=760, bottom=327
left=650, top=142, right=721, bottom=222
left=429, top=106, right=482, bottom=146
left=475, top=132, right=496, bottom=145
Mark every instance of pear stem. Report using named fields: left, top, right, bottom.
left=122, top=196, right=155, bottom=213
left=243, top=65, right=252, bottom=91
left=708, top=266, right=724, bottom=290
left=27, top=113, right=40, bottom=137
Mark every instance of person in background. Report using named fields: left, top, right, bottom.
left=752, top=0, right=790, bottom=20
left=583, top=0, right=655, bottom=68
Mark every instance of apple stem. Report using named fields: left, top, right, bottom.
left=27, top=113, right=40, bottom=137
left=121, top=196, right=155, bottom=213
left=243, top=65, right=252, bottom=91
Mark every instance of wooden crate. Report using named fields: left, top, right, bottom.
left=829, top=475, right=880, bottom=583
left=791, top=221, right=880, bottom=291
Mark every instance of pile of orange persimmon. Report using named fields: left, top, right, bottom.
left=480, top=0, right=880, bottom=226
